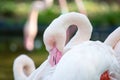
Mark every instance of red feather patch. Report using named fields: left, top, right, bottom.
left=100, top=71, right=110, bottom=80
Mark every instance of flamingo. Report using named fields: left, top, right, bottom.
left=24, top=1, right=47, bottom=51
left=13, top=12, right=93, bottom=80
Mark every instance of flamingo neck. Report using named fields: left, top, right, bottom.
left=49, top=46, right=62, bottom=67
left=44, top=0, right=53, bottom=8
left=14, top=64, right=28, bottom=80
left=58, top=0, right=69, bottom=14
left=104, top=27, right=120, bottom=48
left=56, top=13, right=92, bottom=49
left=28, top=10, right=39, bottom=25
left=24, top=37, right=34, bottom=51
left=100, top=71, right=110, bottom=80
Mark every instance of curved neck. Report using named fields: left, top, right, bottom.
left=44, top=12, right=92, bottom=53
left=13, top=55, right=35, bottom=80
left=13, top=64, right=28, bottom=80
left=28, top=9, right=39, bottom=25
left=57, top=12, right=92, bottom=52
left=58, top=0, right=69, bottom=13
left=45, top=0, right=53, bottom=8
left=104, top=27, right=120, bottom=48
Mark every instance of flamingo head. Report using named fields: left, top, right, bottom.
left=43, top=20, right=66, bottom=67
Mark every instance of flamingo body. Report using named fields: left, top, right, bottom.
left=51, top=41, right=120, bottom=80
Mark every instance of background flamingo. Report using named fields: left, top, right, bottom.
left=24, top=1, right=47, bottom=51
left=58, top=0, right=87, bottom=14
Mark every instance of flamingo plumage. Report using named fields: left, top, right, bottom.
left=102, top=27, right=120, bottom=80
left=51, top=41, right=120, bottom=80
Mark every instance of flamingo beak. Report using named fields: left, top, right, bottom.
left=49, top=47, right=62, bottom=67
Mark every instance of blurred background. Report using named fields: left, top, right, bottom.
left=0, top=0, right=120, bottom=80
